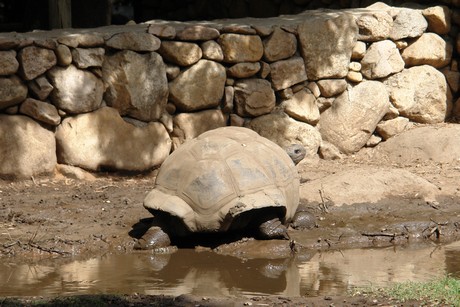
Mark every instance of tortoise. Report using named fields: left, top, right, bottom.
left=135, top=126, right=309, bottom=250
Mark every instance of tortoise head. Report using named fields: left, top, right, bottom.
left=285, top=144, right=306, bottom=165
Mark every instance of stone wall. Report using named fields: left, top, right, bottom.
left=0, top=2, right=458, bottom=178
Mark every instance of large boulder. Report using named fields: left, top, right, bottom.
left=300, top=167, right=439, bottom=206
left=319, top=81, right=390, bottom=154
left=371, top=125, right=460, bottom=164
left=384, top=65, right=452, bottom=124
left=0, top=114, right=56, bottom=178
left=246, top=111, right=321, bottom=158
left=48, top=64, right=103, bottom=114
left=298, top=13, right=358, bottom=80
left=169, top=59, right=226, bottom=112
left=102, top=50, right=168, bottom=122
left=56, top=107, right=171, bottom=172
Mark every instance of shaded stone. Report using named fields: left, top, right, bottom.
left=389, top=9, right=428, bottom=40
left=165, top=64, right=180, bottom=81
left=102, top=50, right=168, bottom=122
left=48, top=64, right=103, bottom=114
left=169, top=59, right=226, bottom=112
left=176, top=25, right=220, bottom=41
left=317, top=79, right=348, bottom=97
left=56, top=107, right=171, bottom=172
left=234, top=78, right=275, bottom=117
left=384, top=65, right=452, bottom=124
left=423, top=5, right=451, bottom=35
left=298, top=13, right=358, bottom=80
left=0, top=75, right=28, bottom=110
left=258, top=61, right=271, bottom=79
left=218, top=34, right=263, bottom=63
left=173, top=109, right=228, bottom=141
left=201, top=40, right=224, bottom=61
left=19, top=98, right=61, bottom=126
left=18, top=46, right=57, bottom=80
left=361, top=40, right=405, bottom=79
left=71, top=47, right=105, bottom=68
left=319, top=81, right=390, bottom=154
left=148, top=24, right=176, bottom=39
left=221, top=25, right=256, bottom=35
left=281, top=89, right=320, bottom=125
left=246, top=111, right=321, bottom=159
left=227, top=62, right=260, bottom=78
left=0, top=114, right=56, bottom=178
left=269, top=57, right=307, bottom=91
left=263, top=27, right=297, bottom=62
left=56, top=164, right=96, bottom=181
left=0, top=50, right=19, bottom=75
left=401, top=33, right=452, bottom=68
left=158, top=41, right=202, bottom=66
left=106, top=32, right=161, bottom=51
left=58, top=33, right=104, bottom=47
left=351, top=41, right=366, bottom=60
left=55, top=44, right=72, bottom=66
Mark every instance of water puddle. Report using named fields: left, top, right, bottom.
left=1, top=241, right=459, bottom=298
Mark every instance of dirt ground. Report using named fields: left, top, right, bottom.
left=1, top=125, right=460, bottom=306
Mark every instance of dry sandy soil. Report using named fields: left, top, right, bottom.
left=1, top=124, right=459, bottom=306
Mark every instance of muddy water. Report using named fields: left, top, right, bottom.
left=1, top=242, right=459, bottom=298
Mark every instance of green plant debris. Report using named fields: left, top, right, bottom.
left=351, top=276, right=460, bottom=307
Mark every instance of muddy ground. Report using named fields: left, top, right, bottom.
left=1, top=125, right=460, bottom=306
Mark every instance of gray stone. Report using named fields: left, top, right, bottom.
left=361, top=40, right=405, bottom=79
left=158, top=41, right=202, bottom=66
left=19, top=98, right=61, bottom=126
left=0, top=50, right=19, bottom=75
left=234, top=78, right=275, bottom=117
left=48, top=64, right=103, bottom=114
left=269, top=57, right=308, bottom=91
left=0, top=75, right=28, bottom=110
left=18, top=46, right=57, bottom=80
left=263, top=27, right=297, bottom=62
left=218, top=34, right=263, bottom=63
left=56, top=107, right=171, bottom=171
left=319, top=81, right=390, bottom=154
left=389, top=9, right=428, bottom=40
left=384, top=65, right=452, bottom=124
left=71, top=47, right=105, bottom=68
left=0, top=114, right=56, bottom=178
left=298, top=13, right=358, bottom=80
left=106, top=32, right=161, bottom=51
left=169, top=59, right=226, bottom=112
left=103, top=51, right=168, bottom=122
left=246, top=111, right=321, bottom=159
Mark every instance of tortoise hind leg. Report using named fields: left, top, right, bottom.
left=257, top=218, right=290, bottom=240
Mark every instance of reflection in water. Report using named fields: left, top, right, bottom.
left=0, top=242, right=459, bottom=297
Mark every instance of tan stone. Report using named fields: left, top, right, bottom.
left=361, top=40, right=405, bottom=79
left=19, top=98, right=61, bottom=126
left=159, top=41, right=202, bottom=66
left=56, top=107, right=171, bottom=171
left=0, top=114, right=56, bottom=178
left=401, top=33, right=452, bottom=68
left=423, top=5, right=451, bottom=35
left=55, top=44, right=72, bottom=66
left=28, top=75, right=53, bottom=100
left=376, top=116, right=410, bottom=140
left=148, top=24, right=176, bottom=39
left=351, top=41, right=366, bottom=60
left=347, top=71, right=363, bottom=83
left=0, top=75, right=28, bottom=110
left=173, top=109, right=228, bottom=140
left=281, top=89, right=320, bottom=125
left=106, top=32, right=161, bottom=52
left=71, top=48, right=105, bottom=69
left=269, top=57, right=307, bottom=91
left=218, top=34, right=263, bottom=63
left=317, top=79, right=348, bottom=97
left=234, top=78, right=275, bottom=117
left=227, top=62, right=260, bottom=78
left=390, top=9, right=428, bottom=40
left=201, top=40, right=224, bottom=61
left=356, top=11, right=393, bottom=41
left=176, top=25, right=220, bottom=41
left=263, top=27, right=297, bottom=62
